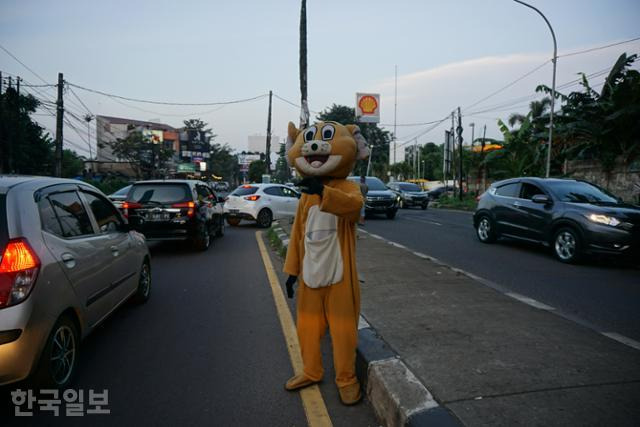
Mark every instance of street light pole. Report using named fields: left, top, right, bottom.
left=513, top=0, right=557, bottom=178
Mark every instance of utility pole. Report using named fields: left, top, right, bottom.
left=481, top=124, right=487, bottom=191
left=456, top=107, right=464, bottom=200
left=265, top=90, right=272, bottom=176
left=55, top=73, right=64, bottom=177
left=84, top=114, right=94, bottom=160
left=0, top=71, right=3, bottom=173
left=299, top=0, right=309, bottom=129
left=393, top=65, right=398, bottom=166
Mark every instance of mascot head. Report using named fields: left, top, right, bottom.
left=286, top=121, right=369, bottom=179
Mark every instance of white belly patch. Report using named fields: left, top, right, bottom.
left=302, top=205, right=343, bottom=288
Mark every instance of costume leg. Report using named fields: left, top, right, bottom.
left=326, top=282, right=358, bottom=388
left=296, top=284, right=328, bottom=381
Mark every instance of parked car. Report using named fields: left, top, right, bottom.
left=387, top=181, right=429, bottom=209
left=224, top=184, right=300, bottom=228
left=473, top=177, right=640, bottom=263
left=108, top=184, right=132, bottom=211
left=123, top=180, right=224, bottom=251
left=347, top=176, right=399, bottom=219
left=0, top=176, right=150, bottom=387
left=427, top=185, right=454, bottom=200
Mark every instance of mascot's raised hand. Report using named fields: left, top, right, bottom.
left=282, top=120, right=369, bottom=406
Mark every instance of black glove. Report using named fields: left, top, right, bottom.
left=298, top=177, right=324, bottom=195
left=285, top=275, right=297, bottom=299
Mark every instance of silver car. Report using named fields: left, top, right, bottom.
left=0, top=176, right=150, bottom=387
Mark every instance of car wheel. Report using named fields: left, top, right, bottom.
left=553, top=227, right=582, bottom=263
left=386, top=209, right=397, bottom=219
left=33, top=315, right=79, bottom=388
left=226, top=217, right=241, bottom=226
left=194, top=223, right=211, bottom=251
left=476, top=215, right=497, bottom=243
left=257, top=208, right=273, bottom=228
left=215, top=216, right=225, bottom=237
left=131, top=260, right=151, bottom=304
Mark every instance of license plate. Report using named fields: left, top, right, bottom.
left=229, top=209, right=239, bottom=214
left=149, top=213, right=169, bottom=221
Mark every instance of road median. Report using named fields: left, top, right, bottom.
left=267, top=220, right=640, bottom=427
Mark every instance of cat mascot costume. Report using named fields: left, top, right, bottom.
left=283, top=120, right=369, bottom=405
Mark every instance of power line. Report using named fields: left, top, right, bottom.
left=67, top=85, right=93, bottom=116
left=272, top=93, right=320, bottom=114
left=0, top=43, right=51, bottom=85
left=557, top=36, right=640, bottom=59
left=67, top=81, right=268, bottom=106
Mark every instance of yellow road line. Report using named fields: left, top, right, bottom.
left=256, top=231, right=333, bottom=427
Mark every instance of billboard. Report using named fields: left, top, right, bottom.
left=355, top=93, right=380, bottom=123
left=142, top=129, right=164, bottom=144
left=182, top=130, right=209, bottom=152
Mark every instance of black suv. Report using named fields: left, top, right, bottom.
left=387, top=181, right=429, bottom=209
left=348, top=176, right=398, bottom=219
left=123, top=180, right=225, bottom=250
left=474, top=177, right=640, bottom=263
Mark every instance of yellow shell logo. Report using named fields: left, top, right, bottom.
left=359, top=96, right=378, bottom=114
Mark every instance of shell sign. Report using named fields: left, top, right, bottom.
left=356, top=93, right=380, bottom=123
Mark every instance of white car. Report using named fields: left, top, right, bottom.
left=224, top=184, right=300, bottom=228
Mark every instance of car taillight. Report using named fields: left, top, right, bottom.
left=244, top=195, right=260, bottom=201
left=122, top=201, right=142, bottom=218
left=172, top=201, right=195, bottom=217
left=0, top=238, right=40, bottom=309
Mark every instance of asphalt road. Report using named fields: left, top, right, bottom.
left=1, top=225, right=377, bottom=426
left=362, top=207, right=640, bottom=342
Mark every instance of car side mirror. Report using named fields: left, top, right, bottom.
left=532, top=194, right=551, bottom=204
left=217, top=196, right=225, bottom=203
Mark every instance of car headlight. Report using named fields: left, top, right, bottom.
left=586, top=213, right=621, bottom=227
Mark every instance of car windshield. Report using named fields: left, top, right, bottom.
left=111, top=185, right=132, bottom=197
left=398, top=183, right=421, bottom=192
left=231, top=186, right=259, bottom=196
left=366, top=178, right=387, bottom=191
left=547, top=181, right=619, bottom=204
left=128, top=184, right=191, bottom=204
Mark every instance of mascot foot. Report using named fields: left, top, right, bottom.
left=338, top=382, right=362, bottom=405
left=285, top=374, right=319, bottom=391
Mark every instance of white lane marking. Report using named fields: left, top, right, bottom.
left=601, top=332, right=640, bottom=351
left=505, top=293, right=555, bottom=311
left=369, top=233, right=384, bottom=240
left=403, top=217, right=443, bottom=226
left=389, top=241, right=407, bottom=249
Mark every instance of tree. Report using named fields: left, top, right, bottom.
left=61, top=149, right=85, bottom=178
left=248, top=160, right=266, bottom=183
left=419, top=142, right=444, bottom=180
left=110, top=129, right=173, bottom=179
left=0, top=87, right=55, bottom=175
left=273, top=143, right=291, bottom=183
left=209, top=143, right=240, bottom=185
left=316, top=104, right=393, bottom=179
left=537, top=53, right=640, bottom=173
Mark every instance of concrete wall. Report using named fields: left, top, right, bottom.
left=566, top=158, right=640, bottom=203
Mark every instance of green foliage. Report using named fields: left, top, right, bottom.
left=273, top=143, right=291, bottom=183
left=248, top=160, right=267, bottom=183
left=436, top=194, right=477, bottom=211
left=61, top=149, right=85, bottom=177
left=536, top=53, right=640, bottom=173
left=316, top=104, right=393, bottom=179
left=209, top=143, right=239, bottom=184
left=0, top=88, right=56, bottom=175
left=87, top=177, right=131, bottom=195
left=110, top=130, right=173, bottom=179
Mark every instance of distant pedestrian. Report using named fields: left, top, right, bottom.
left=359, top=175, right=368, bottom=225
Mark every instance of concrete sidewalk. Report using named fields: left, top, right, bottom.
left=269, top=220, right=640, bottom=427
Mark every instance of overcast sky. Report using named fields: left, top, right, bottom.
left=2, top=0, right=639, bottom=158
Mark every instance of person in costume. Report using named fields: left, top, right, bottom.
left=283, top=120, right=369, bottom=405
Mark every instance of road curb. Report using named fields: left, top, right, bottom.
left=267, top=222, right=462, bottom=427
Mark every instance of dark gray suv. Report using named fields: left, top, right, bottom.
left=474, top=177, right=640, bottom=263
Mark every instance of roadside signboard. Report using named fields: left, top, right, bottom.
left=177, top=163, right=196, bottom=173
left=355, top=93, right=380, bottom=123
